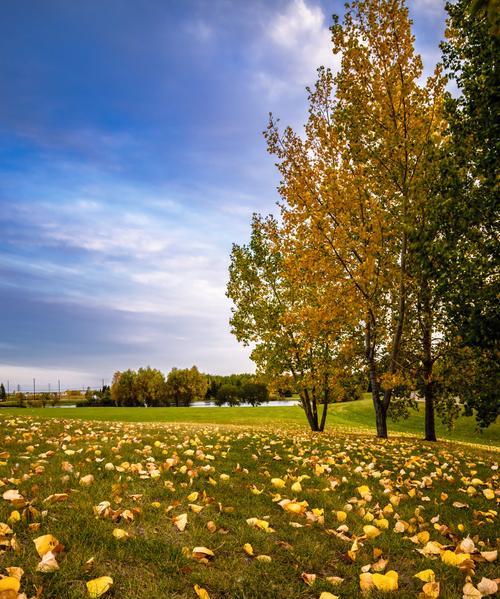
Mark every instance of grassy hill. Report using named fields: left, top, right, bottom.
left=1, top=397, right=498, bottom=446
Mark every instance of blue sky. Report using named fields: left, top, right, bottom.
left=0, top=0, right=447, bottom=390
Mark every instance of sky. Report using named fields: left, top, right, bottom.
left=0, top=0, right=447, bottom=391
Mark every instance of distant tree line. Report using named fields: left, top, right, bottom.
left=80, top=368, right=279, bottom=408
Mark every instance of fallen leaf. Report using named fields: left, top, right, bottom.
left=33, top=534, right=60, bottom=557
left=86, top=576, right=113, bottom=598
left=194, top=584, right=211, bottom=599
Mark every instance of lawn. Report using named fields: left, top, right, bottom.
left=0, top=413, right=498, bottom=598
left=1, top=398, right=498, bottom=446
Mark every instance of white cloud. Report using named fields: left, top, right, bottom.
left=254, top=0, right=340, bottom=98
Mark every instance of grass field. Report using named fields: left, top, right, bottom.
left=0, top=411, right=498, bottom=598
left=1, top=398, right=498, bottom=446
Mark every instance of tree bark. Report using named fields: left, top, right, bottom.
left=319, top=398, right=328, bottom=432
left=421, top=278, right=437, bottom=441
left=366, top=317, right=389, bottom=438
left=374, top=397, right=388, bottom=438
left=424, top=382, right=437, bottom=441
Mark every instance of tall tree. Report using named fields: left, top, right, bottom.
left=227, top=215, right=356, bottom=432
left=266, top=0, right=444, bottom=438
left=435, top=0, right=500, bottom=428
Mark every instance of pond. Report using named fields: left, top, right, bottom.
left=193, top=400, right=299, bottom=408
left=46, top=400, right=300, bottom=409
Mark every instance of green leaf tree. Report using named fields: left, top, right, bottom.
left=165, top=366, right=207, bottom=407
left=110, top=370, right=137, bottom=407
left=227, top=215, right=355, bottom=432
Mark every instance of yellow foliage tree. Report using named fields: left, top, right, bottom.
left=265, top=0, right=445, bottom=437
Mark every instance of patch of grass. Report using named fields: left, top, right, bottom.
left=1, top=398, right=498, bottom=446
left=0, top=414, right=498, bottom=598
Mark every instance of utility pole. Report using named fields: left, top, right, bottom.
left=33, top=378, right=36, bottom=398
left=58, top=379, right=61, bottom=400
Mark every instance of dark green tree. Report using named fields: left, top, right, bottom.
left=0, top=383, right=6, bottom=402
left=215, top=384, right=241, bottom=407
left=240, top=382, right=269, bottom=406
left=436, top=0, right=500, bottom=427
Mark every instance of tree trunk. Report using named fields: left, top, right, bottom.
left=373, top=393, right=388, bottom=438
left=301, top=390, right=320, bottom=431
left=421, top=278, right=437, bottom=441
left=319, top=398, right=328, bottom=432
left=424, top=382, right=437, bottom=441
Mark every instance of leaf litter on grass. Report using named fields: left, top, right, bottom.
left=0, top=414, right=498, bottom=598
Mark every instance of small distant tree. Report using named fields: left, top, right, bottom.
left=0, top=383, right=6, bottom=402
left=111, top=370, right=137, bottom=406
left=215, top=384, right=241, bottom=407
left=135, top=367, right=169, bottom=407
left=85, top=387, right=95, bottom=403
left=15, top=392, right=26, bottom=407
left=240, top=382, right=269, bottom=406
left=205, top=377, right=221, bottom=401
left=39, top=392, right=51, bottom=407
left=165, top=366, right=207, bottom=407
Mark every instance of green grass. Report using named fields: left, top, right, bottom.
left=0, top=414, right=497, bottom=598
left=1, top=398, right=498, bottom=446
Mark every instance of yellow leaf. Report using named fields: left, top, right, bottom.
left=363, top=525, right=381, bottom=539
left=0, top=578, right=20, bottom=593
left=421, top=581, right=440, bottom=598
left=271, top=478, right=286, bottom=489
left=336, top=511, right=347, bottom=523
left=372, top=571, right=398, bottom=592
left=482, top=488, right=495, bottom=500
left=112, top=528, right=129, bottom=540
left=415, top=570, right=435, bottom=582
left=7, top=511, right=20, bottom=524
left=86, top=576, right=113, bottom=598
left=319, top=593, right=339, bottom=599
left=441, top=550, right=470, bottom=567
left=187, top=492, right=199, bottom=502
left=256, top=554, right=272, bottom=562
left=243, top=543, right=254, bottom=556
left=357, top=485, right=371, bottom=497
left=417, top=531, right=430, bottom=544
left=194, top=584, right=211, bottom=599
left=33, top=534, right=60, bottom=557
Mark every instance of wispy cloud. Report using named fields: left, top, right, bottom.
left=252, top=0, right=341, bottom=99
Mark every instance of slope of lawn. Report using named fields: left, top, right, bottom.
left=0, top=414, right=497, bottom=599
left=1, top=398, right=498, bottom=446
